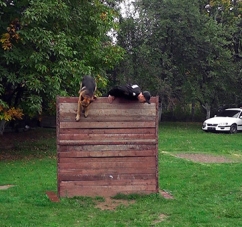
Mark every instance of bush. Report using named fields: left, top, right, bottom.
left=0, top=106, right=23, bottom=134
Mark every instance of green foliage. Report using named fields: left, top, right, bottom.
left=0, top=0, right=124, bottom=120
left=114, top=0, right=242, bottom=119
left=162, top=103, right=205, bottom=122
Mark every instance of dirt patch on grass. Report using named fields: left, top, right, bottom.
left=159, top=189, right=174, bottom=199
left=152, top=214, right=168, bottom=225
left=95, top=197, right=135, bottom=210
left=0, top=185, right=15, bottom=190
left=95, top=190, right=173, bottom=210
left=176, top=153, right=235, bottom=163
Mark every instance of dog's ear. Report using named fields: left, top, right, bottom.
left=79, top=89, right=86, bottom=98
left=90, top=95, right=97, bottom=102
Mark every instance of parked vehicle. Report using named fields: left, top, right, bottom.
left=202, top=108, right=242, bottom=133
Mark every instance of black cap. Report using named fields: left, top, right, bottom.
left=143, top=91, right=151, bottom=104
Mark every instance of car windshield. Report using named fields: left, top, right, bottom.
left=217, top=110, right=241, bottom=118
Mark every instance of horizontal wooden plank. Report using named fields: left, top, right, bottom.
left=58, top=139, right=157, bottom=146
left=58, top=160, right=156, bottom=169
left=60, top=121, right=156, bottom=129
left=59, top=157, right=155, bottom=163
left=59, top=106, right=156, bottom=117
left=58, top=150, right=157, bottom=158
left=59, top=162, right=152, bottom=170
left=58, top=173, right=156, bottom=181
left=59, top=128, right=156, bottom=135
left=59, top=144, right=156, bottom=152
left=58, top=133, right=155, bottom=141
left=59, top=179, right=156, bottom=186
left=60, top=180, right=157, bottom=187
left=57, top=96, right=158, bottom=104
left=59, top=102, right=156, bottom=111
left=59, top=113, right=156, bottom=122
left=59, top=184, right=158, bottom=197
left=59, top=167, right=156, bottom=175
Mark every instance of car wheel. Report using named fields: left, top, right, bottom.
left=230, top=124, right=237, bottom=134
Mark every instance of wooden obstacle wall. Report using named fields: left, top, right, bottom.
left=57, top=96, right=159, bottom=197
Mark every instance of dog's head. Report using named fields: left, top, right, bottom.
left=81, top=95, right=93, bottom=109
left=80, top=90, right=97, bottom=113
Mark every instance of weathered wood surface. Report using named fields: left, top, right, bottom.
left=57, top=96, right=159, bottom=197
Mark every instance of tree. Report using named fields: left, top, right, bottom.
left=0, top=0, right=124, bottom=132
left=114, top=0, right=242, bottom=120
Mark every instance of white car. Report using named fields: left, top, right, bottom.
left=202, top=108, right=242, bottom=133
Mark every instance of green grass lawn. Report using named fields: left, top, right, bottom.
left=159, top=122, right=242, bottom=156
left=1, top=123, right=242, bottom=226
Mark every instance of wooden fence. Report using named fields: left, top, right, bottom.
left=56, top=96, right=159, bottom=197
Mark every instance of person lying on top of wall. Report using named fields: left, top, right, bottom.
left=107, top=84, right=151, bottom=104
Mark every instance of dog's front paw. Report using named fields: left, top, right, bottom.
left=84, top=113, right=88, bottom=118
left=75, top=115, right=80, bottom=121
left=84, top=111, right=89, bottom=118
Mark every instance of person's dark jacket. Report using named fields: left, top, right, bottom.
left=108, top=84, right=141, bottom=100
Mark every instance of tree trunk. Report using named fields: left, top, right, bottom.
left=158, top=102, right=162, bottom=122
left=191, top=101, right=195, bottom=121
left=202, top=103, right=211, bottom=119
left=0, top=120, right=7, bottom=135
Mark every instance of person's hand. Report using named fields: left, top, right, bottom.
left=108, top=95, right=115, bottom=103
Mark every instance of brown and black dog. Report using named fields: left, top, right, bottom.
left=75, top=75, right=97, bottom=121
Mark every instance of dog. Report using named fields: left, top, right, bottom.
left=75, top=75, right=97, bottom=121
